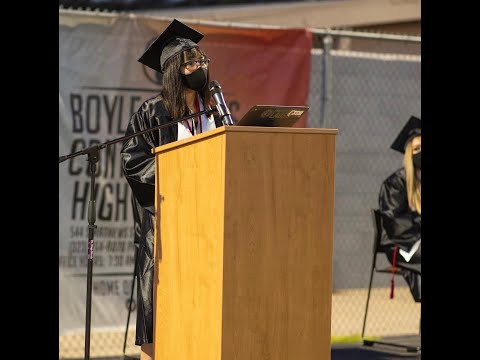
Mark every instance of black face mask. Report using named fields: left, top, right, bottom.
left=181, top=67, right=207, bottom=92
left=413, top=152, right=421, bottom=169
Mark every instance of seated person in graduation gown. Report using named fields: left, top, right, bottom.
left=378, top=115, right=421, bottom=302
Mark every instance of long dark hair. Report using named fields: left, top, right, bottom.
left=161, top=47, right=211, bottom=121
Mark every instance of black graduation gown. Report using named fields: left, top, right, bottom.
left=378, top=167, right=421, bottom=302
left=120, top=95, right=223, bottom=345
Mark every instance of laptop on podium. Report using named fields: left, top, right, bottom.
left=235, top=105, right=309, bottom=128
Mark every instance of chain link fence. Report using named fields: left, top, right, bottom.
left=59, top=19, right=420, bottom=359
left=307, top=30, right=421, bottom=341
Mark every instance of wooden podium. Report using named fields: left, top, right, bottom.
left=152, top=125, right=337, bottom=360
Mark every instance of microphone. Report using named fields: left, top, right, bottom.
left=208, top=80, right=234, bottom=126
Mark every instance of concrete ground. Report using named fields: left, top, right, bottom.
left=60, top=286, right=421, bottom=359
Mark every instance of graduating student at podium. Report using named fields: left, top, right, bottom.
left=378, top=116, right=421, bottom=303
left=120, top=19, right=223, bottom=360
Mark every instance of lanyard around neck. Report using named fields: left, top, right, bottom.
left=185, top=96, right=203, bottom=136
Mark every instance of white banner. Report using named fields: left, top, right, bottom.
left=59, top=12, right=164, bottom=335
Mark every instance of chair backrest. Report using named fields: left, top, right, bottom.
left=371, top=209, right=405, bottom=275
left=371, top=209, right=384, bottom=255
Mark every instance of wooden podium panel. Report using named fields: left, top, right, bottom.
left=153, top=126, right=337, bottom=360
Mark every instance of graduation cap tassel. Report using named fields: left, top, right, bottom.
left=390, top=245, right=398, bottom=299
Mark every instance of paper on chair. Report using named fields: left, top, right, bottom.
left=399, top=239, right=421, bottom=262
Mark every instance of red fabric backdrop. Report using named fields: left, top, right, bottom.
left=193, top=24, right=312, bottom=127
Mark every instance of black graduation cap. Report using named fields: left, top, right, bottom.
left=138, top=19, right=204, bottom=73
left=390, top=115, right=421, bottom=153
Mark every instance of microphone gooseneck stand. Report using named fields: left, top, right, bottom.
left=59, top=108, right=220, bottom=360
left=123, top=243, right=138, bottom=357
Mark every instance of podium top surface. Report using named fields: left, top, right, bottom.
left=152, top=125, right=338, bottom=154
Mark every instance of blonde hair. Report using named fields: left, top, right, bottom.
left=403, top=137, right=421, bottom=214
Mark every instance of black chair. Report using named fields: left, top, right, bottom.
left=361, top=209, right=420, bottom=353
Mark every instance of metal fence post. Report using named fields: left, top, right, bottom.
left=321, top=34, right=333, bottom=129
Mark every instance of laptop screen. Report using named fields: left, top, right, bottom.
left=235, top=105, right=309, bottom=127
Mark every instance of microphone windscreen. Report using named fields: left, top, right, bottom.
left=208, top=80, right=221, bottom=92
